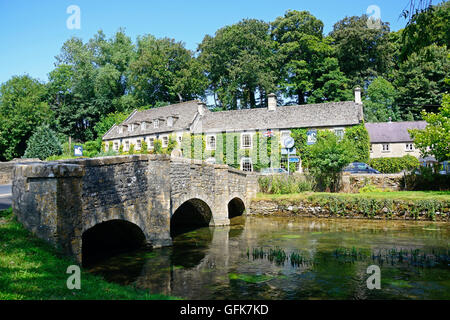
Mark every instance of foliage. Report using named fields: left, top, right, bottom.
left=306, top=131, right=356, bottom=192
left=128, top=143, right=135, bottom=155
left=82, top=140, right=102, bottom=158
left=258, top=174, right=315, bottom=194
left=94, top=111, right=130, bottom=138
left=23, top=125, right=62, bottom=160
left=363, top=77, right=400, bottom=122
left=165, top=135, right=178, bottom=155
left=409, top=93, right=450, bottom=162
left=343, top=124, right=370, bottom=163
left=140, top=140, right=148, bottom=154
left=359, top=184, right=383, bottom=193
left=404, top=166, right=450, bottom=191
left=153, top=139, right=162, bottom=154
left=368, top=155, right=420, bottom=173
left=0, top=75, right=51, bottom=161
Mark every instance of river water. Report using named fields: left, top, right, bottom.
left=87, top=216, right=450, bottom=299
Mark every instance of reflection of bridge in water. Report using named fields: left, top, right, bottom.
left=12, top=155, right=258, bottom=265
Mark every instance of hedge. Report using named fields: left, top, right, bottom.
left=368, top=155, right=419, bottom=173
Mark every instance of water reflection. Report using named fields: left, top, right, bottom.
left=87, top=216, right=450, bottom=300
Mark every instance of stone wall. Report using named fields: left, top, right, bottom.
left=12, top=155, right=258, bottom=263
left=0, top=159, right=40, bottom=184
left=341, top=173, right=404, bottom=193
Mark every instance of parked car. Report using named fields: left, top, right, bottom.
left=343, top=162, right=380, bottom=174
left=260, top=168, right=288, bottom=175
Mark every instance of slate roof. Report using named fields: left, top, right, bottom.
left=103, top=100, right=201, bottom=140
left=200, top=101, right=363, bottom=132
left=365, top=121, right=427, bottom=143
left=103, top=100, right=364, bottom=140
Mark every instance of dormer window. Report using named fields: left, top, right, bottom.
left=127, top=125, right=131, bottom=132
left=141, top=122, right=146, bottom=131
left=154, top=119, right=159, bottom=128
left=167, top=117, right=173, bottom=127
left=118, top=126, right=123, bottom=134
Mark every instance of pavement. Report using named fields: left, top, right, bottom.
left=0, top=184, right=12, bottom=210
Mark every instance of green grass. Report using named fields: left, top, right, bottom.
left=0, top=208, right=179, bottom=300
left=255, top=191, right=450, bottom=202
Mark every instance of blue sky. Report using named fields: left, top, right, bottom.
left=0, top=0, right=443, bottom=84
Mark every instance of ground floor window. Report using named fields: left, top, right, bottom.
left=114, top=142, right=119, bottom=151
left=405, top=143, right=414, bottom=151
left=125, top=140, right=130, bottom=151
left=162, top=136, right=169, bottom=147
left=136, top=139, right=142, bottom=150
left=382, top=144, right=390, bottom=152
left=241, top=157, right=253, bottom=172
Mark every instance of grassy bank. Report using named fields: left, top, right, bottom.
left=252, top=191, right=450, bottom=221
left=256, top=191, right=450, bottom=201
left=0, top=208, right=178, bottom=300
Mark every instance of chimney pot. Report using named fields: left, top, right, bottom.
left=354, top=87, right=362, bottom=104
left=268, top=93, right=277, bottom=111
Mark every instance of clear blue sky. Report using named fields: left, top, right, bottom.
left=0, top=0, right=443, bottom=84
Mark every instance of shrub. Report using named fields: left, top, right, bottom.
left=404, top=166, right=450, bottom=191
left=359, top=184, right=383, bottom=193
left=140, top=141, right=148, bottom=154
left=154, top=139, right=163, bottom=154
left=83, top=140, right=101, bottom=158
left=23, top=125, right=62, bottom=160
left=119, top=144, right=124, bottom=154
left=258, top=175, right=314, bottom=194
left=128, top=144, right=135, bottom=155
left=368, top=155, right=420, bottom=173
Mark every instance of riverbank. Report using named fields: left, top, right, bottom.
left=0, top=208, right=178, bottom=300
left=251, top=192, right=450, bottom=221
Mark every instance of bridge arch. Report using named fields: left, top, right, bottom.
left=81, top=219, right=146, bottom=267
left=228, top=197, right=246, bottom=219
left=171, top=198, right=213, bottom=237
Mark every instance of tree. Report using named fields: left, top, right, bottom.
left=23, top=125, right=62, bottom=160
left=409, top=92, right=450, bottom=162
left=400, top=2, right=449, bottom=61
left=330, top=15, right=393, bottom=86
left=130, top=35, right=207, bottom=106
left=199, top=19, right=277, bottom=109
left=344, top=124, right=370, bottom=163
left=394, top=44, right=449, bottom=118
left=0, top=75, right=51, bottom=161
left=272, top=10, right=352, bottom=104
left=364, top=77, right=400, bottom=122
left=306, top=131, right=356, bottom=192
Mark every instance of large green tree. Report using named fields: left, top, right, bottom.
left=199, top=19, right=277, bottom=109
left=0, top=75, right=51, bottom=161
left=330, top=15, right=394, bottom=87
left=271, top=10, right=352, bottom=104
left=364, top=77, right=400, bottom=122
left=394, top=44, right=449, bottom=118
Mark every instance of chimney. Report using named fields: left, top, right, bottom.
left=354, top=87, right=362, bottom=104
left=197, top=101, right=205, bottom=116
left=268, top=93, right=277, bottom=111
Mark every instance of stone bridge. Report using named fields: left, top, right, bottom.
left=12, top=155, right=258, bottom=264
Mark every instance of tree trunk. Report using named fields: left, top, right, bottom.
left=297, top=89, right=305, bottom=105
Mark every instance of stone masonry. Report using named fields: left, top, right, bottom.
left=12, top=155, right=258, bottom=264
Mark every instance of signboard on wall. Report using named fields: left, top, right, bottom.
left=307, top=130, right=317, bottom=145
left=74, top=145, right=83, bottom=157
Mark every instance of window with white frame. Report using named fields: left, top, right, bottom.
left=405, top=143, right=414, bottom=151
left=177, top=134, right=182, bottom=145
left=206, top=135, right=216, bottom=150
left=127, top=125, right=131, bottom=132
left=149, top=137, right=155, bottom=149
left=118, top=127, right=123, bottom=134
left=141, top=122, right=146, bottom=131
left=114, top=142, right=119, bottom=151
left=167, top=117, right=173, bottom=127
left=162, top=136, right=169, bottom=147
left=334, top=128, right=345, bottom=140
left=241, top=133, right=252, bottom=149
left=241, top=157, right=253, bottom=172
left=154, top=120, right=159, bottom=128
left=370, top=144, right=373, bottom=153
left=125, top=140, right=130, bottom=151
left=137, top=139, right=142, bottom=150
left=382, top=144, right=390, bottom=152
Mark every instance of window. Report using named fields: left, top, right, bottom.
left=162, top=136, right=168, bottom=147
left=334, top=128, right=345, bottom=140
left=177, top=135, right=182, bottom=145
left=382, top=144, right=390, bottom=152
left=167, top=117, right=173, bottom=127
left=241, top=133, right=252, bottom=149
left=154, top=120, right=159, bottom=128
left=405, top=143, right=414, bottom=151
left=118, top=127, right=123, bottom=134
left=125, top=140, right=130, bottom=151
left=370, top=144, right=373, bottom=153
left=149, top=137, right=155, bottom=149
left=206, top=135, right=216, bottom=150
left=141, top=122, right=146, bottom=131
left=137, top=139, right=142, bottom=150
left=114, top=142, right=119, bottom=151
left=241, top=158, right=253, bottom=172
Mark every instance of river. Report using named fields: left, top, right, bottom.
left=87, top=216, right=450, bottom=299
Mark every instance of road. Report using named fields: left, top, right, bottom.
left=0, top=184, right=12, bottom=210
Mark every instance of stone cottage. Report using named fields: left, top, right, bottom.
left=103, top=89, right=364, bottom=172
left=365, top=121, right=427, bottom=159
